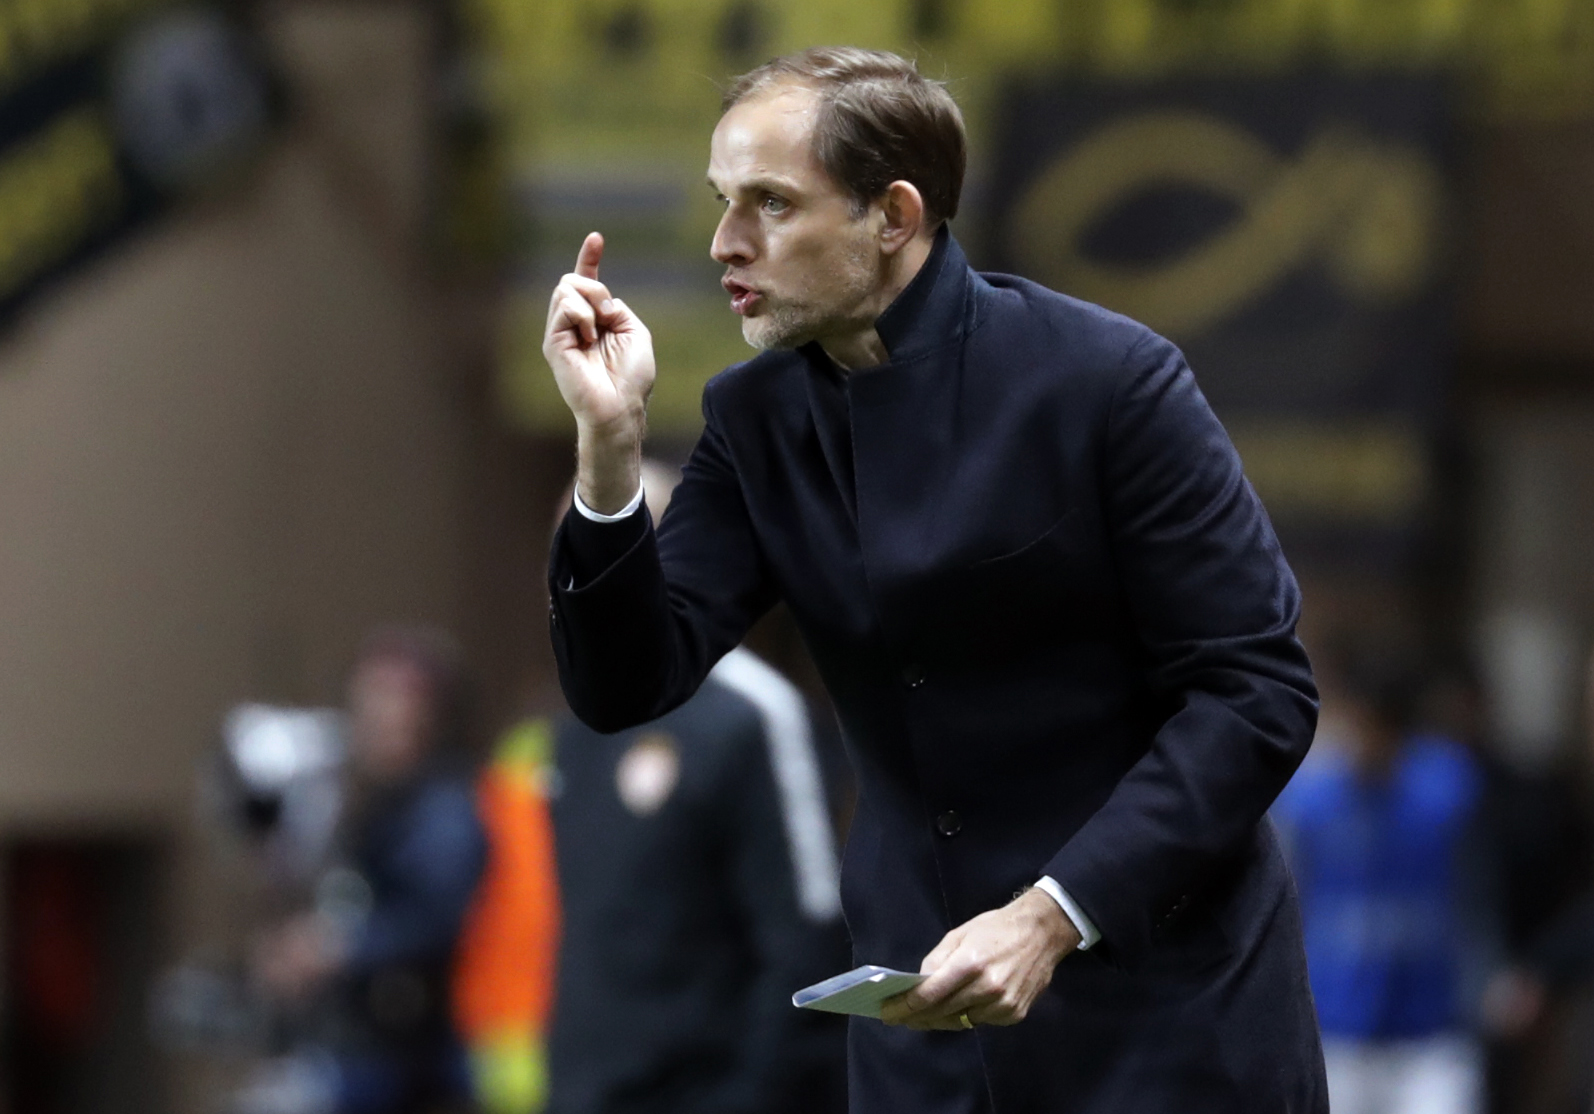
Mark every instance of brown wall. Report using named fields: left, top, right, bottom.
left=0, top=3, right=464, bottom=827
left=0, top=7, right=490, bottom=1107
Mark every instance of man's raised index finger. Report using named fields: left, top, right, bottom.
left=575, top=231, right=603, bottom=281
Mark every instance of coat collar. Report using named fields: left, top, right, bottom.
left=873, top=224, right=973, bottom=363
left=795, top=227, right=983, bottom=589
left=800, top=225, right=976, bottom=373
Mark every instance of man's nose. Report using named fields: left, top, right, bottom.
left=711, top=211, right=753, bottom=265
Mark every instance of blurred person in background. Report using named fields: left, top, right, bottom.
left=1478, top=643, right=1594, bottom=1112
left=1274, top=644, right=1495, bottom=1114
left=1424, top=650, right=1594, bottom=1114
left=544, top=460, right=852, bottom=1114
left=250, top=627, right=488, bottom=1114
left=450, top=719, right=562, bottom=1114
left=1484, top=889, right=1594, bottom=1114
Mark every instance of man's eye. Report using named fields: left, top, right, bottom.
left=761, top=195, right=789, bottom=214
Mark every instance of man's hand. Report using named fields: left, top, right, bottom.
left=543, top=232, right=655, bottom=513
left=1481, top=966, right=1548, bottom=1041
left=879, top=888, right=1081, bottom=1031
left=252, top=913, right=346, bottom=1004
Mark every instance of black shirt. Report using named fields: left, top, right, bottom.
left=547, top=652, right=850, bottom=1114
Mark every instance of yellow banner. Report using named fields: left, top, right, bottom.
left=0, top=109, right=122, bottom=301
left=1230, top=421, right=1430, bottom=522
left=464, top=0, right=1589, bottom=434
left=0, top=0, right=176, bottom=94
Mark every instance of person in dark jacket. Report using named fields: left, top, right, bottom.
left=540, top=47, right=1322, bottom=1114
left=253, top=627, right=488, bottom=1114
left=546, top=462, right=852, bottom=1114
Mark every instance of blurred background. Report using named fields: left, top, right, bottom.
left=4, top=0, right=1594, bottom=1112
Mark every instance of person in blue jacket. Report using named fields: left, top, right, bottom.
left=1274, top=645, right=1494, bottom=1114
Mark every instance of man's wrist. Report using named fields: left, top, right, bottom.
left=575, top=413, right=644, bottom=515
left=573, top=483, right=643, bottom=522
left=1012, top=887, right=1082, bottom=965
left=1033, top=876, right=1100, bottom=951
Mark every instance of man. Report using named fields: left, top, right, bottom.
left=542, top=47, right=1323, bottom=1113
left=252, top=627, right=487, bottom=1114
left=544, top=462, right=852, bottom=1114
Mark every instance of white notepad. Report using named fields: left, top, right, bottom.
left=792, top=965, right=927, bottom=1018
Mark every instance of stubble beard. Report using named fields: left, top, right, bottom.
left=739, top=241, right=881, bottom=353
left=740, top=301, right=815, bottom=351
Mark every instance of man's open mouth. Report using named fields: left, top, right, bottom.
left=722, top=278, right=762, bottom=315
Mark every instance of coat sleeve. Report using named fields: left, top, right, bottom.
left=548, top=388, right=779, bottom=732
left=1042, top=333, right=1318, bottom=969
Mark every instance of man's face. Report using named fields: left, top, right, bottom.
left=348, top=657, right=434, bottom=783
left=708, top=83, right=885, bottom=353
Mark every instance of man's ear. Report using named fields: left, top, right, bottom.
left=878, top=180, right=927, bottom=255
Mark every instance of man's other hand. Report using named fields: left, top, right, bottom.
left=1481, top=967, right=1548, bottom=1041
left=879, top=888, right=1081, bottom=1031
left=252, top=913, right=346, bottom=1004
left=543, top=233, right=655, bottom=512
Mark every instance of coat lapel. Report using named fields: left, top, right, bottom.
left=842, top=231, right=983, bottom=633
left=802, top=348, right=859, bottom=524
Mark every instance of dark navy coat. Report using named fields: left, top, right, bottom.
left=549, top=231, right=1327, bottom=1114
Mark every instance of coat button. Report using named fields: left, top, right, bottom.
left=901, top=663, right=926, bottom=688
left=935, top=810, right=962, bottom=837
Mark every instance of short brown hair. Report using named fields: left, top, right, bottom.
left=722, top=47, right=966, bottom=228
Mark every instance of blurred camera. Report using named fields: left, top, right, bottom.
left=209, top=704, right=348, bottom=886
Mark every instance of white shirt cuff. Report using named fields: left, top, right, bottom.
left=1034, top=876, right=1101, bottom=951
left=573, top=482, right=644, bottom=522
